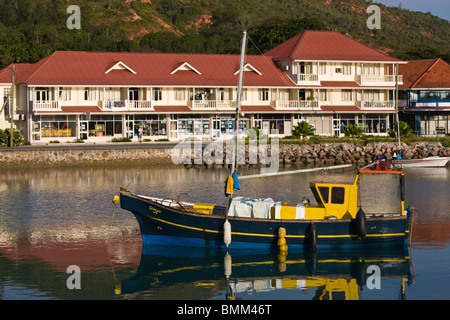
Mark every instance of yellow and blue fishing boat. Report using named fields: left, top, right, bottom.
left=118, top=167, right=413, bottom=251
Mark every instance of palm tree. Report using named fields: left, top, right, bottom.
left=292, top=121, right=316, bottom=139
left=343, top=124, right=364, bottom=138
left=389, top=121, right=414, bottom=138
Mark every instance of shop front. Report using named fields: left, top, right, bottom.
left=125, top=114, right=167, bottom=140
left=418, top=113, right=450, bottom=136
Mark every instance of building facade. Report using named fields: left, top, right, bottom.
left=398, top=58, right=450, bottom=136
left=0, top=31, right=405, bottom=144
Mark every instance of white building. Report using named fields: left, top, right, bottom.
left=0, top=30, right=404, bottom=144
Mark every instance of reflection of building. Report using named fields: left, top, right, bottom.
left=398, top=58, right=450, bottom=136
left=0, top=31, right=405, bottom=144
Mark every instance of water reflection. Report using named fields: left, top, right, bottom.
left=121, top=246, right=413, bottom=300
left=0, top=165, right=448, bottom=299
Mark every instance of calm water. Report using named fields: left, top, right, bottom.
left=0, top=164, right=449, bottom=300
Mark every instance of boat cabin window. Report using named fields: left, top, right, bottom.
left=311, top=187, right=322, bottom=205
left=311, top=185, right=346, bottom=205
left=331, top=187, right=345, bottom=204
left=318, top=187, right=329, bottom=204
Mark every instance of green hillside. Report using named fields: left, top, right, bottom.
left=0, top=0, right=449, bottom=68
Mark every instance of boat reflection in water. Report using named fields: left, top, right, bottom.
left=120, top=246, right=414, bottom=300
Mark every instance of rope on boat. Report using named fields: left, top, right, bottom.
left=106, top=195, right=120, bottom=245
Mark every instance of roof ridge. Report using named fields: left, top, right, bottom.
left=288, top=31, right=307, bottom=59
left=50, top=50, right=266, bottom=58
left=338, top=32, right=402, bottom=61
left=408, top=58, right=440, bottom=62
left=411, top=58, right=441, bottom=88
left=20, top=52, right=58, bottom=83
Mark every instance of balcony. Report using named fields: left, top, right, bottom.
left=33, top=100, right=60, bottom=111
left=101, top=100, right=154, bottom=111
left=296, top=73, right=320, bottom=85
left=357, top=100, right=395, bottom=110
left=129, top=100, right=153, bottom=110
left=272, top=100, right=320, bottom=111
left=356, top=75, right=403, bottom=86
left=188, top=100, right=236, bottom=110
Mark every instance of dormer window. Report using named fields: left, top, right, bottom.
left=234, top=63, right=262, bottom=75
left=105, top=61, right=137, bottom=74
left=171, top=62, right=201, bottom=75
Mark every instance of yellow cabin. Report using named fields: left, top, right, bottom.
left=304, top=174, right=359, bottom=220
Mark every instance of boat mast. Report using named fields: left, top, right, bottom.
left=231, top=29, right=247, bottom=174
left=395, top=63, right=401, bottom=158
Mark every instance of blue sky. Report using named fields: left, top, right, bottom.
left=371, top=0, right=450, bottom=21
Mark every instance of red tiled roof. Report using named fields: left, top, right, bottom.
left=399, top=58, right=450, bottom=89
left=0, top=63, right=35, bottom=84
left=14, top=51, right=294, bottom=88
left=266, top=30, right=403, bottom=62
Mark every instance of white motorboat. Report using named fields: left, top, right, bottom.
left=397, top=156, right=449, bottom=168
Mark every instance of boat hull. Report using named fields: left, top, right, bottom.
left=120, top=193, right=411, bottom=251
left=399, top=157, right=449, bottom=168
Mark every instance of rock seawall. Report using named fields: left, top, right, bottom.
left=0, top=142, right=448, bottom=167
left=0, top=145, right=174, bottom=167
left=277, top=142, right=450, bottom=166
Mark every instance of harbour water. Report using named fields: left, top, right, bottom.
left=0, top=164, right=449, bottom=300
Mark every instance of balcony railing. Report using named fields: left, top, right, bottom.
left=357, top=100, right=394, bottom=110
left=129, top=100, right=153, bottom=110
left=102, top=100, right=128, bottom=110
left=272, top=100, right=320, bottom=110
left=189, top=100, right=236, bottom=110
left=356, top=75, right=403, bottom=85
left=297, top=73, right=319, bottom=84
left=33, top=100, right=60, bottom=111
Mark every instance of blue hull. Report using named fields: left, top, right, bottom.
left=120, top=192, right=411, bottom=251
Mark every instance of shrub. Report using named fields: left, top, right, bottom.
left=389, top=121, right=414, bottom=138
left=291, top=121, right=316, bottom=139
left=111, top=137, right=132, bottom=142
left=0, top=128, right=25, bottom=147
left=343, top=124, right=365, bottom=138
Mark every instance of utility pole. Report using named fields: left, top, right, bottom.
left=10, top=64, right=15, bottom=148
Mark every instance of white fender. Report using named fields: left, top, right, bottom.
left=224, top=220, right=231, bottom=247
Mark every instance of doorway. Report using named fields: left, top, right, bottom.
left=79, top=121, right=88, bottom=140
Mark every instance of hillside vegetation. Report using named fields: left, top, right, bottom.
left=0, top=0, right=449, bottom=68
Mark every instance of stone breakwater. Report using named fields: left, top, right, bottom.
left=0, top=142, right=449, bottom=167
left=277, top=142, right=450, bottom=166
left=0, top=145, right=175, bottom=167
